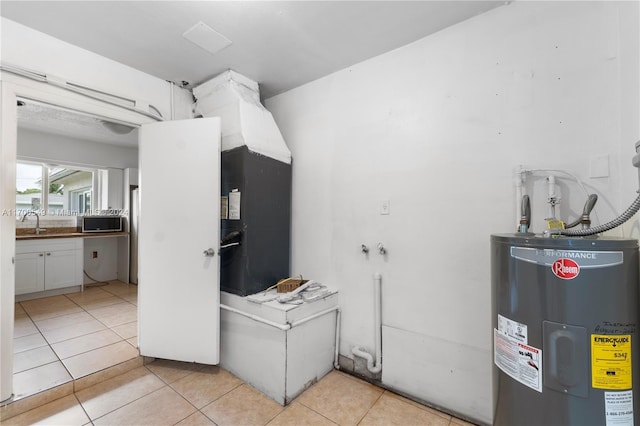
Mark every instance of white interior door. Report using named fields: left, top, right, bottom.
left=138, top=117, right=221, bottom=364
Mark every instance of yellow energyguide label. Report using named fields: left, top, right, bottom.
left=591, top=334, right=632, bottom=390
left=546, top=219, right=565, bottom=230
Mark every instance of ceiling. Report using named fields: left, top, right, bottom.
left=3, top=1, right=505, bottom=146
left=1, top=1, right=505, bottom=99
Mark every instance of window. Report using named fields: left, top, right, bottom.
left=16, top=163, right=43, bottom=213
left=16, top=162, right=95, bottom=218
left=71, top=188, right=92, bottom=214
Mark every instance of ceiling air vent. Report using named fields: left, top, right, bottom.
left=182, top=21, right=232, bottom=56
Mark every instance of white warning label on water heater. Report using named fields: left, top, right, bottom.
left=497, top=314, right=528, bottom=344
left=494, top=329, right=542, bottom=393
left=605, top=390, right=634, bottom=425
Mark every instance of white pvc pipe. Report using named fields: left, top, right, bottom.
left=220, top=304, right=290, bottom=330
left=334, top=308, right=341, bottom=370
left=548, top=174, right=556, bottom=219
left=515, top=172, right=523, bottom=229
left=351, top=272, right=382, bottom=374
left=289, top=306, right=340, bottom=328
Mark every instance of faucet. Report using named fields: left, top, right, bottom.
left=21, top=211, right=45, bottom=235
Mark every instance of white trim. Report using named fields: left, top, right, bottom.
left=1, top=63, right=164, bottom=122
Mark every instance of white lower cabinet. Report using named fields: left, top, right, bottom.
left=15, top=252, right=45, bottom=294
left=15, top=238, right=84, bottom=295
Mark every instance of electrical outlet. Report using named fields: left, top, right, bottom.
left=380, top=200, right=390, bottom=215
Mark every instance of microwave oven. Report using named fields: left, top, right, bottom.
left=82, top=216, right=123, bottom=233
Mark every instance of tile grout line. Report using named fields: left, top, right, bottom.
left=15, top=301, right=77, bottom=382
left=264, top=400, right=337, bottom=426
left=82, top=373, right=175, bottom=424
left=163, top=364, right=245, bottom=423
left=354, top=387, right=384, bottom=426
left=7, top=285, right=142, bottom=420
left=40, top=291, right=122, bottom=381
left=72, top=392, right=93, bottom=425
left=293, top=388, right=345, bottom=425
left=11, top=285, right=137, bottom=404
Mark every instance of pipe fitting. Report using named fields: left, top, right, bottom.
left=352, top=346, right=382, bottom=374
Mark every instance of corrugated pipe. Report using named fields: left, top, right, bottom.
left=560, top=194, right=640, bottom=237
left=352, top=273, right=382, bottom=374
left=561, top=140, right=640, bottom=237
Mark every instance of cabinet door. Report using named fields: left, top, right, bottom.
left=44, top=250, right=78, bottom=290
left=15, top=253, right=45, bottom=295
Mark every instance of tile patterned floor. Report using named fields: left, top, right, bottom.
left=12, top=281, right=139, bottom=401
left=4, top=364, right=477, bottom=425
left=6, top=281, right=478, bottom=425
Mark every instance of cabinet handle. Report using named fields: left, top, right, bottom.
left=46, top=253, right=51, bottom=256
left=39, top=253, right=44, bottom=257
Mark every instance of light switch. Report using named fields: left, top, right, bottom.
left=380, top=200, right=390, bottom=215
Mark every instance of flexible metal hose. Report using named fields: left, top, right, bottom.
left=565, top=194, right=598, bottom=229
left=561, top=194, right=640, bottom=236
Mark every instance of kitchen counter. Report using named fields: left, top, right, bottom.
left=16, top=228, right=131, bottom=298
left=16, top=227, right=128, bottom=240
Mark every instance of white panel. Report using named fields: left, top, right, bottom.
left=83, top=237, right=118, bottom=283
left=219, top=311, right=287, bottom=404
left=138, top=117, right=221, bottom=364
left=106, top=168, right=124, bottom=211
left=15, top=252, right=45, bottom=294
left=286, top=313, right=336, bottom=403
left=124, top=167, right=139, bottom=187
left=382, top=326, right=492, bottom=425
left=116, top=235, right=130, bottom=284
left=98, top=168, right=124, bottom=211
left=44, top=249, right=79, bottom=290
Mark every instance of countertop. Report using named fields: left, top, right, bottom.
left=16, top=227, right=129, bottom=240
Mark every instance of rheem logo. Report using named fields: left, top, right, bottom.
left=552, top=258, right=580, bottom=280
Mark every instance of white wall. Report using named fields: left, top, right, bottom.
left=17, top=128, right=138, bottom=169
left=266, top=2, right=639, bottom=424
left=1, top=18, right=192, bottom=121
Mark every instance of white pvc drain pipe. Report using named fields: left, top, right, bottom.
left=352, top=272, right=382, bottom=374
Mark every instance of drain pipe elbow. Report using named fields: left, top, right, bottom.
left=352, top=346, right=382, bottom=374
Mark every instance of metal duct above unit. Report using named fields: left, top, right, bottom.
left=192, top=70, right=291, bottom=164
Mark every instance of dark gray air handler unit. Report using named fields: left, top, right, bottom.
left=192, top=69, right=293, bottom=297
left=220, top=146, right=291, bottom=296
left=492, top=234, right=639, bottom=426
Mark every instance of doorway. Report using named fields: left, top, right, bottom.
left=1, top=79, right=155, bottom=404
